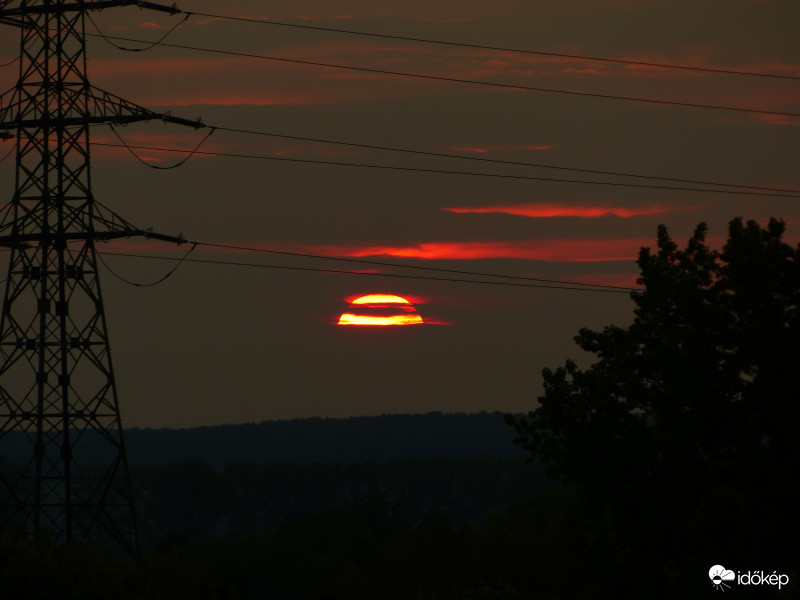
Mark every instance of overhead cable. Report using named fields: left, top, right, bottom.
left=97, top=250, right=636, bottom=294
left=107, top=123, right=216, bottom=169
left=188, top=240, right=640, bottom=291
left=61, top=236, right=640, bottom=292
left=91, top=142, right=800, bottom=198
left=185, top=10, right=800, bottom=82
left=83, top=33, right=800, bottom=120
left=96, top=242, right=197, bottom=287
left=212, top=126, right=799, bottom=195
left=86, top=10, right=191, bottom=52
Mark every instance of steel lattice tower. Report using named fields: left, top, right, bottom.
left=0, top=0, right=197, bottom=554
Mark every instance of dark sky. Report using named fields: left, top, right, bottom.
left=1, top=0, right=798, bottom=427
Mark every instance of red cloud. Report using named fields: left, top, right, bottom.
left=90, top=130, right=224, bottom=161
left=307, top=240, right=651, bottom=262
left=90, top=130, right=362, bottom=162
left=94, top=240, right=188, bottom=253
left=142, top=92, right=328, bottom=107
left=171, top=239, right=647, bottom=263
left=443, top=203, right=700, bottom=218
left=749, top=114, right=800, bottom=126
left=87, top=53, right=432, bottom=107
left=92, top=131, right=216, bottom=145
left=79, top=39, right=800, bottom=113
left=563, top=273, right=641, bottom=288
left=450, top=144, right=553, bottom=153
left=451, top=146, right=490, bottom=154
left=747, top=62, right=800, bottom=76
left=561, top=67, right=605, bottom=75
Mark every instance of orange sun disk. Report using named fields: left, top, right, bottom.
left=338, top=294, right=423, bottom=326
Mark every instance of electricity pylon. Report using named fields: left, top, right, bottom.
left=0, top=0, right=198, bottom=554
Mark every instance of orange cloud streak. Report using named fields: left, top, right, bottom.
left=749, top=114, right=800, bottom=126
left=313, top=239, right=652, bottom=262
left=564, top=273, right=641, bottom=288
left=450, top=144, right=554, bottom=153
left=77, top=42, right=800, bottom=113
left=443, top=203, right=700, bottom=218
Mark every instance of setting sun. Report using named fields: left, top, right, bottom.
left=338, top=294, right=423, bottom=326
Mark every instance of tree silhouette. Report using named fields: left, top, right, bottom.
left=508, top=218, right=799, bottom=594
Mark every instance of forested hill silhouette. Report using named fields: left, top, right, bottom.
left=2, top=411, right=524, bottom=468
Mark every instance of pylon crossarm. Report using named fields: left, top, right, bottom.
left=0, top=1, right=180, bottom=21
left=88, top=85, right=205, bottom=129
left=0, top=86, right=205, bottom=132
left=0, top=229, right=187, bottom=247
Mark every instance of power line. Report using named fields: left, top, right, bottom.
left=59, top=235, right=638, bottom=293
left=86, top=10, right=190, bottom=52
left=96, top=242, right=197, bottom=287
left=83, top=33, right=800, bottom=120
left=186, top=10, right=800, bottom=82
left=188, top=240, right=640, bottom=291
left=12, top=122, right=784, bottom=194
left=211, top=126, right=800, bottom=196
left=24, top=123, right=796, bottom=195
left=91, top=141, right=800, bottom=198
left=55, top=235, right=640, bottom=293
left=97, top=250, right=636, bottom=294
left=107, top=123, right=216, bottom=169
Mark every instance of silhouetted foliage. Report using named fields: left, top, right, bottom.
left=0, top=489, right=583, bottom=600
left=508, top=218, right=800, bottom=595
left=1, top=411, right=525, bottom=469
left=130, top=456, right=546, bottom=548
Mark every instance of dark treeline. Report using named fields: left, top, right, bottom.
left=1, top=411, right=524, bottom=469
